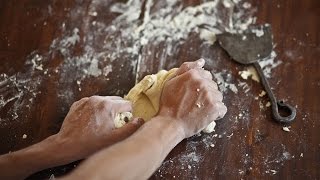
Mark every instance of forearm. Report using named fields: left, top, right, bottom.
left=0, top=134, right=71, bottom=180
left=63, top=116, right=185, bottom=180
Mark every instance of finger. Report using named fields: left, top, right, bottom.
left=217, top=102, right=227, bottom=119
left=111, top=99, right=134, bottom=106
left=70, top=97, right=89, bottom=110
left=175, top=58, right=205, bottom=76
left=107, top=96, right=124, bottom=100
left=194, top=69, right=220, bottom=90
left=91, top=96, right=124, bottom=101
left=111, top=118, right=145, bottom=139
left=210, top=102, right=227, bottom=120
left=178, top=68, right=203, bottom=83
left=197, top=69, right=213, bottom=80
left=112, top=101, right=133, bottom=113
left=203, top=79, right=219, bottom=91
left=194, top=79, right=218, bottom=93
left=75, top=97, right=89, bottom=104
left=207, top=88, right=223, bottom=102
left=200, top=90, right=224, bottom=110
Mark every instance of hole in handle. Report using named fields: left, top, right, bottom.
left=273, top=100, right=296, bottom=123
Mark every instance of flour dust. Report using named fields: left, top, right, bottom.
left=0, top=0, right=289, bottom=177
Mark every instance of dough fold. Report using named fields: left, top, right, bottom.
left=122, top=68, right=216, bottom=133
left=125, top=68, right=177, bottom=121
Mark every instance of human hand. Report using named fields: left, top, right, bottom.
left=57, top=96, right=144, bottom=161
left=158, top=59, right=227, bottom=138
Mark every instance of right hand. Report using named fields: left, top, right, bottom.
left=158, top=59, right=227, bottom=138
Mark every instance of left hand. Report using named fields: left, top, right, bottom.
left=57, top=96, right=144, bottom=161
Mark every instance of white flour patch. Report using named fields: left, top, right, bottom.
left=262, top=144, right=294, bottom=175
left=102, top=65, right=113, bottom=77
left=239, top=66, right=260, bottom=82
left=157, top=136, right=205, bottom=178
left=0, top=53, right=45, bottom=123
left=1, top=1, right=285, bottom=177
left=258, top=51, right=282, bottom=78
left=212, top=71, right=238, bottom=94
left=109, top=0, right=255, bottom=49
left=200, top=29, right=217, bottom=45
left=50, top=28, right=80, bottom=57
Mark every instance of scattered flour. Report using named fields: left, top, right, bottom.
left=252, top=28, right=264, bottom=37
left=213, top=71, right=238, bottom=94
left=282, top=127, right=290, bottom=132
left=0, top=0, right=288, bottom=177
left=50, top=28, right=80, bottom=57
left=0, top=53, right=44, bottom=123
left=265, top=101, right=271, bottom=107
left=263, top=144, right=294, bottom=175
left=259, top=90, right=266, bottom=97
left=239, top=66, right=260, bottom=82
left=258, top=51, right=282, bottom=78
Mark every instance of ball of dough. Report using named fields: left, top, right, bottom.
left=123, top=65, right=219, bottom=133
left=202, top=121, right=216, bottom=133
left=114, top=112, right=133, bottom=128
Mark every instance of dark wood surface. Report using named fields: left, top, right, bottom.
left=0, top=0, right=319, bottom=179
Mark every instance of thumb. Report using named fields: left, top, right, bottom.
left=175, top=58, right=205, bottom=76
left=112, top=118, right=145, bottom=139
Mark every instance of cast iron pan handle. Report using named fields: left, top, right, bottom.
left=254, top=62, right=296, bottom=123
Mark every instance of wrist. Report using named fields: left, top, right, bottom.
left=152, top=115, right=186, bottom=141
left=30, top=134, right=71, bottom=167
left=24, top=134, right=74, bottom=169
left=53, top=133, right=83, bottom=164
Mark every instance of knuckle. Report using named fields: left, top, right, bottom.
left=79, top=97, right=89, bottom=102
left=200, top=80, right=209, bottom=87
left=181, top=62, right=190, bottom=68
left=87, top=96, right=101, bottom=104
left=98, top=101, right=109, bottom=110
left=205, top=101, right=215, bottom=110
left=186, top=69, right=202, bottom=81
left=71, top=97, right=88, bottom=107
left=193, top=80, right=207, bottom=90
left=208, top=101, right=219, bottom=110
left=75, top=97, right=87, bottom=104
left=87, top=97, right=96, bottom=104
left=89, top=95, right=98, bottom=100
left=189, top=68, right=198, bottom=75
left=184, top=71, right=193, bottom=78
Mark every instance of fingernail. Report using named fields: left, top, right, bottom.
left=132, top=118, right=145, bottom=125
left=196, top=58, right=205, bottom=67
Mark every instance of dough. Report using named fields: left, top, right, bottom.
left=114, top=112, right=133, bottom=128
left=124, top=68, right=177, bottom=120
left=117, top=68, right=217, bottom=133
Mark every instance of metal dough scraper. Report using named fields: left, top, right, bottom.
left=216, top=25, right=296, bottom=124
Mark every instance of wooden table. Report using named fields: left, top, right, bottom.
left=0, top=0, right=319, bottom=179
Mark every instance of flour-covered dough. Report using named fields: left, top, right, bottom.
left=114, top=112, right=133, bottom=128
left=124, top=68, right=177, bottom=120
left=120, top=68, right=217, bottom=133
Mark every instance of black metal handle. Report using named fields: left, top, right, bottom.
left=272, top=100, right=296, bottom=123
left=253, top=62, right=296, bottom=124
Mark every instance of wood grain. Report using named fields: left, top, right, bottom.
left=0, top=0, right=319, bottom=179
